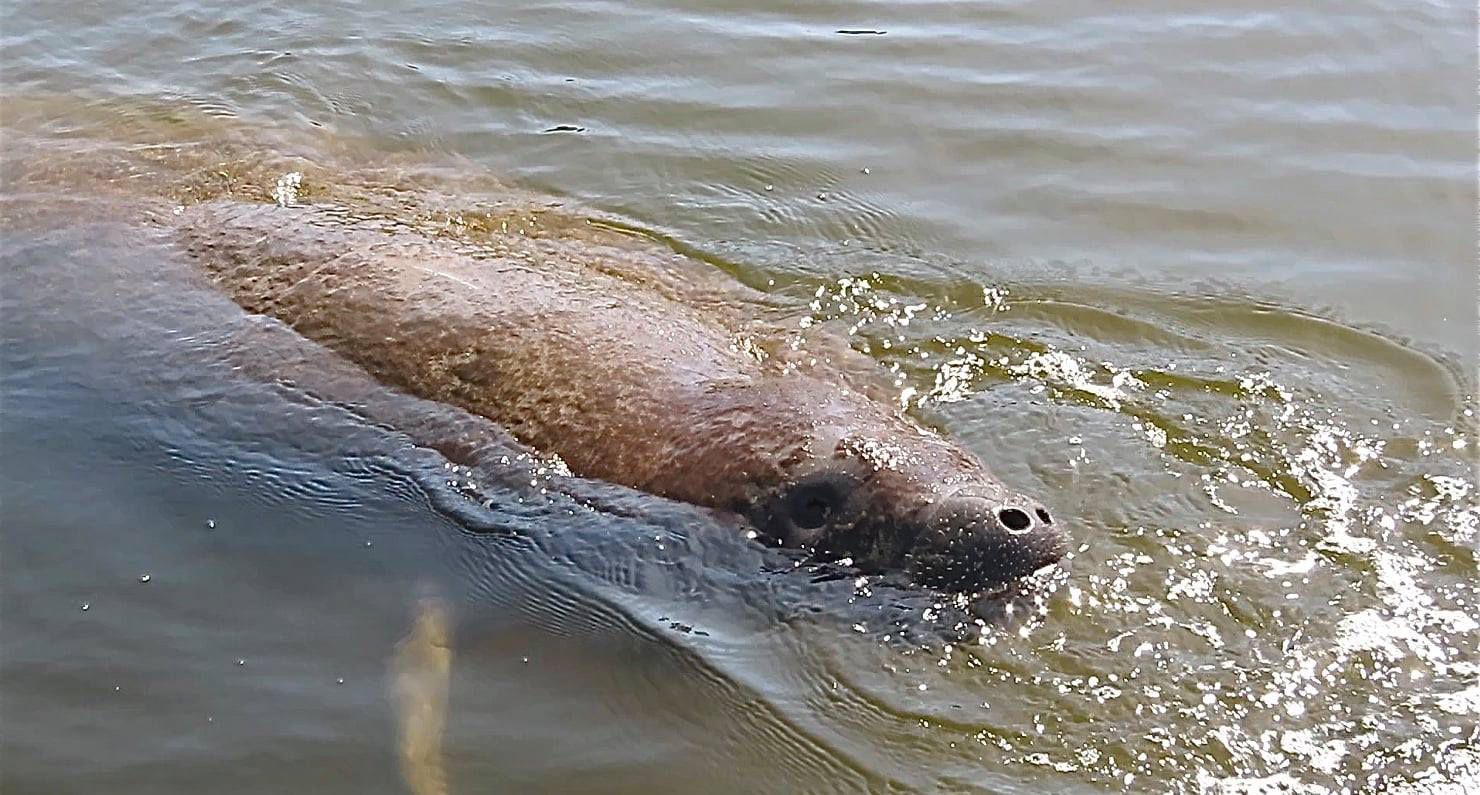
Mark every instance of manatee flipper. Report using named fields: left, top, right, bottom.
left=390, top=594, right=453, bottom=795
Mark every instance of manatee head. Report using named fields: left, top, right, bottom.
left=743, top=405, right=1065, bottom=593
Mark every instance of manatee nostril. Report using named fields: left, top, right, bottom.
left=1035, top=507, right=1052, bottom=525
left=997, top=507, right=1033, bottom=532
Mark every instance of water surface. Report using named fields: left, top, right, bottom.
left=2, top=0, right=1476, bottom=792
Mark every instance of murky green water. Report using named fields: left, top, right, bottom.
left=2, top=0, right=1476, bottom=792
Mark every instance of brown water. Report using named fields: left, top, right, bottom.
left=1, top=0, right=1476, bottom=792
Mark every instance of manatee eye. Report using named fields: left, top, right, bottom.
left=789, top=481, right=844, bottom=530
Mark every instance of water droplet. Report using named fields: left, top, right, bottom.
left=272, top=172, right=302, bottom=207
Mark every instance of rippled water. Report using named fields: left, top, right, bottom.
left=2, top=0, right=1476, bottom=792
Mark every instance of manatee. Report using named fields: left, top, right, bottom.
left=175, top=198, right=1065, bottom=592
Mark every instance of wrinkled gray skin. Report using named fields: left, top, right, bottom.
left=177, top=200, right=1064, bottom=592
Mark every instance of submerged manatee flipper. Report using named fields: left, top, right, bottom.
left=390, top=594, right=453, bottom=795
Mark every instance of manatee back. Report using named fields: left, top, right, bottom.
left=175, top=199, right=781, bottom=497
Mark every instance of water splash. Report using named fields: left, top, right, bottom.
left=271, top=171, right=302, bottom=207
left=787, top=268, right=1477, bottom=791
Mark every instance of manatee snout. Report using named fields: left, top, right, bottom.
left=905, top=489, right=1065, bottom=592
left=750, top=461, right=1066, bottom=594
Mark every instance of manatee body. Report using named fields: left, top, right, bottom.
left=177, top=200, right=1064, bottom=591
